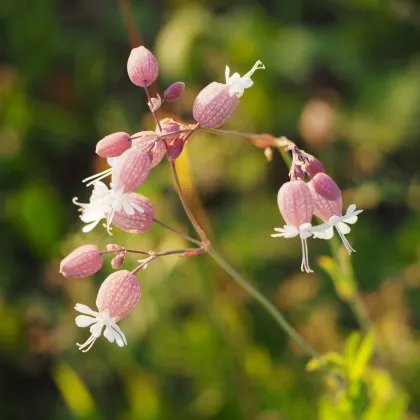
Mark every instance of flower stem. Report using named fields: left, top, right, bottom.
left=169, top=160, right=320, bottom=359
left=169, top=161, right=208, bottom=243
left=143, top=84, right=162, bottom=132
left=207, top=246, right=320, bottom=359
left=153, top=217, right=202, bottom=246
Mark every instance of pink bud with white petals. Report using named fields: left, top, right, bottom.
left=96, top=132, right=132, bottom=158
left=193, top=82, right=239, bottom=128
left=307, top=173, right=342, bottom=221
left=112, top=149, right=152, bottom=193
left=164, top=82, right=185, bottom=101
left=277, top=181, right=314, bottom=228
left=127, top=46, right=158, bottom=87
left=131, top=131, right=165, bottom=168
left=60, top=245, right=103, bottom=279
left=96, top=270, right=141, bottom=321
left=110, top=193, right=155, bottom=233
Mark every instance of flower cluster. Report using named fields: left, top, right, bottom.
left=272, top=146, right=362, bottom=273
left=61, top=45, right=264, bottom=352
left=60, top=43, right=361, bottom=355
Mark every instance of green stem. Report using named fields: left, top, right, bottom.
left=208, top=246, right=320, bottom=359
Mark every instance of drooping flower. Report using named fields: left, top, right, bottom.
left=73, top=181, right=146, bottom=234
left=308, top=173, right=362, bottom=253
left=271, top=181, right=315, bottom=273
left=75, top=270, right=141, bottom=352
left=60, top=244, right=103, bottom=279
left=192, top=61, right=265, bottom=128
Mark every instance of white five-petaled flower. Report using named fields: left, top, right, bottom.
left=73, top=181, right=145, bottom=234
left=312, top=204, right=363, bottom=253
left=225, top=60, right=265, bottom=98
left=272, top=222, right=314, bottom=273
left=74, top=303, right=127, bottom=352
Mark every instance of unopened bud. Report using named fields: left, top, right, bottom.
left=277, top=181, right=313, bottom=228
left=307, top=173, right=342, bottom=220
left=193, top=82, right=239, bottom=128
left=264, top=148, right=273, bottom=162
left=305, top=158, right=325, bottom=178
left=96, top=270, right=141, bottom=320
left=60, top=245, right=103, bottom=279
left=131, top=131, right=165, bottom=168
left=96, top=132, right=131, bottom=158
left=111, top=194, right=155, bottom=233
left=127, top=46, right=159, bottom=87
left=167, top=137, right=184, bottom=161
left=107, top=244, right=122, bottom=252
left=164, top=82, right=185, bottom=101
left=111, top=252, right=126, bottom=269
left=112, top=149, right=152, bottom=193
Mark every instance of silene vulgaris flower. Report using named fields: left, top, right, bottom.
left=73, top=181, right=145, bottom=234
left=75, top=270, right=141, bottom=352
left=74, top=304, right=127, bottom=352
left=308, top=173, right=363, bottom=254
left=271, top=181, right=316, bottom=273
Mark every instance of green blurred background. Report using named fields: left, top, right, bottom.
left=1, top=0, right=420, bottom=418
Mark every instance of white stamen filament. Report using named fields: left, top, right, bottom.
left=83, top=168, right=113, bottom=186
left=243, top=60, right=265, bottom=79
left=335, top=225, right=356, bottom=254
left=300, top=238, right=313, bottom=273
left=77, top=334, right=98, bottom=353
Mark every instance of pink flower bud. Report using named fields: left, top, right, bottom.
left=111, top=252, right=126, bottom=269
left=96, top=132, right=132, bottom=158
left=277, top=181, right=313, bottom=228
left=111, top=193, right=155, bottom=233
left=160, top=118, right=183, bottom=139
left=307, top=173, right=342, bottom=221
left=112, top=149, right=152, bottom=193
left=164, top=82, right=185, bottom=101
left=127, top=46, right=159, bottom=87
left=131, top=131, right=165, bottom=168
left=60, top=245, right=103, bottom=279
left=193, top=82, right=239, bottom=128
left=166, top=137, right=184, bottom=161
left=305, top=158, right=325, bottom=178
left=96, top=270, right=141, bottom=320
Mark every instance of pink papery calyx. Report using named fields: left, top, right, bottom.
left=112, top=148, right=152, bottom=194
left=164, top=82, right=185, bottom=101
left=96, top=132, right=132, bottom=158
left=60, top=244, right=103, bottom=279
left=74, top=270, right=141, bottom=352
left=127, top=46, right=158, bottom=87
left=131, top=131, right=166, bottom=168
left=271, top=180, right=315, bottom=273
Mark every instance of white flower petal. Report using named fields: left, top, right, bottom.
left=343, top=215, right=358, bottom=224
left=111, top=323, right=128, bottom=346
left=75, top=304, right=98, bottom=316
left=313, top=226, right=334, bottom=240
left=300, top=231, right=312, bottom=240
left=337, top=222, right=351, bottom=234
left=90, top=323, right=104, bottom=338
left=82, top=219, right=102, bottom=233
left=346, top=204, right=356, bottom=215
left=75, top=315, right=97, bottom=328
left=103, top=326, right=116, bottom=343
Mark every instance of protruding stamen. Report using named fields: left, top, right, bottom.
left=82, top=168, right=113, bottom=186
left=243, top=60, right=265, bottom=79
left=335, top=226, right=356, bottom=254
